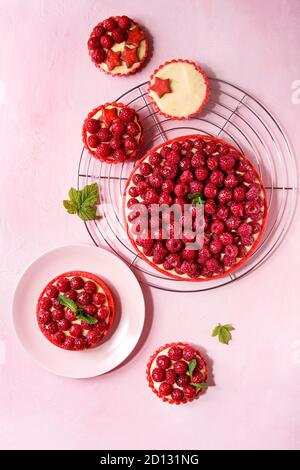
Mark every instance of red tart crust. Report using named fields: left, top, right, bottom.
left=82, top=102, right=144, bottom=163
left=123, top=134, right=268, bottom=282
left=146, top=342, right=208, bottom=405
left=36, top=271, right=115, bottom=351
left=148, top=59, right=210, bottom=119
left=87, top=16, right=149, bottom=77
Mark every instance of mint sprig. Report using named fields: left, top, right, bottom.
left=58, top=294, right=98, bottom=324
left=212, top=323, right=235, bottom=345
left=63, top=183, right=99, bottom=221
left=187, top=359, right=197, bottom=377
left=191, top=383, right=208, bottom=390
left=187, top=192, right=206, bottom=206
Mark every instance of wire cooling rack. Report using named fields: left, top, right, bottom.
left=78, top=78, right=297, bottom=292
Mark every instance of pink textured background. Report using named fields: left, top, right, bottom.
left=1, top=0, right=300, bottom=450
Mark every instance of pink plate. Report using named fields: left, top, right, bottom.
left=13, top=245, right=145, bottom=378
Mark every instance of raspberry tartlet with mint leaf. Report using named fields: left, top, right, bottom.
left=123, top=134, right=268, bottom=281
left=147, top=342, right=208, bottom=405
left=148, top=59, right=210, bottom=119
left=82, top=102, right=143, bottom=163
left=87, top=16, right=148, bottom=76
left=36, top=271, right=115, bottom=351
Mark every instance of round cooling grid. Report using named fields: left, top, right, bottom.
left=78, top=78, right=297, bottom=292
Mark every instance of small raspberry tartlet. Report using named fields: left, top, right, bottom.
left=123, top=134, right=268, bottom=281
left=148, top=59, right=210, bottom=119
left=87, top=15, right=148, bottom=76
left=36, top=271, right=115, bottom=351
left=82, top=102, right=143, bottom=163
left=147, top=342, right=208, bottom=404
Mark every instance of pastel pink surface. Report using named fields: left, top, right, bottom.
left=1, top=0, right=300, bottom=450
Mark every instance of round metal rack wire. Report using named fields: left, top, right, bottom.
left=78, top=78, right=297, bottom=292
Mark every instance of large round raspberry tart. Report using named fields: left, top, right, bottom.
left=123, top=134, right=268, bottom=281
left=148, top=59, right=210, bottom=119
left=147, top=342, right=208, bottom=405
left=36, top=271, right=115, bottom=351
left=87, top=16, right=148, bottom=76
left=82, top=102, right=143, bottom=163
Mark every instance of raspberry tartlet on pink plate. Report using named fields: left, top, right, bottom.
left=123, top=134, right=268, bottom=281
left=148, top=59, right=210, bottom=119
left=36, top=271, right=115, bottom=351
left=147, top=342, right=208, bottom=404
left=87, top=15, right=148, bottom=76
left=82, top=102, right=143, bottom=163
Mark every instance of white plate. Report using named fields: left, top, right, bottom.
left=13, top=245, right=145, bottom=378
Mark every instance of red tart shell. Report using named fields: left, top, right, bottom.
left=36, top=270, right=115, bottom=351
left=146, top=342, right=208, bottom=405
left=123, top=134, right=268, bottom=282
left=148, top=59, right=210, bottom=120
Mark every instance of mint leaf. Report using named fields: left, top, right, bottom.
left=191, top=383, right=208, bottom=390
left=63, top=183, right=99, bottom=221
left=58, top=294, right=78, bottom=313
left=187, top=192, right=203, bottom=200
left=187, top=192, right=206, bottom=206
left=223, top=324, right=235, bottom=332
left=211, top=324, right=221, bottom=337
left=187, top=359, right=197, bottom=377
left=212, top=323, right=234, bottom=345
left=76, top=310, right=98, bottom=324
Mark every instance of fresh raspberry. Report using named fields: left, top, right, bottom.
left=118, top=15, right=132, bottom=29
left=165, top=369, right=177, bottom=385
left=165, top=253, right=181, bottom=269
left=152, top=367, right=165, bottom=382
left=45, top=285, right=58, bottom=299
left=53, top=332, right=65, bottom=344
left=152, top=242, right=167, bottom=260
left=233, top=186, right=246, bottom=202
left=245, top=200, right=261, bottom=217
left=148, top=175, right=162, bottom=189
left=83, top=281, right=97, bottom=294
left=191, top=371, right=204, bottom=384
left=139, top=162, right=152, bottom=176
left=188, top=181, right=202, bottom=194
left=84, top=304, right=97, bottom=316
left=92, top=24, right=106, bottom=37
left=124, top=137, right=137, bottom=151
left=241, top=235, right=254, bottom=246
left=174, top=183, right=189, bottom=197
left=113, top=149, right=127, bottom=162
left=149, top=152, right=162, bottom=166
left=207, top=156, right=219, bottom=171
left=168, top=346, right=183, bottom=361
left=65, top=290, right=77, bottom=302
left=126, top=121, right=139, bottom=137
left=205, top=141, right=218, bottom=154
left=160, top=147, right=172, bottom=159
left=45, top=321, right=58, bottom=335
left=65, top=308, right=76, bottom=321
left=183, top=385, right=196, bottom=399
left=94, top=320, right=108, bottom=334
left=64, top=336, right=75, bottom=350
left=239, top=245, right=247, bottom=257
left=74, top=336, right=87, bottom=350
left=158, top=382, right=172, bottom=396
left=182, top=346, right=197, bottom=361
left=127, top=198, right=139, bottom=208
left=39, top=297, right=52, bottom=310
left=86, top=330, right=100, bottom=344
left=182, top=248, right=197, bottom=260
left=251, top=222, right=261, bottom=234
left=109, top=135, right=123, bottom=150
left=204, top=199, right=216, bottom=216
left=182, top=139, right=193, bottom=151
left=128, top=187, right=138, bottom=198
left=230, top=202, right=244, bottom=217
left=198, top=246, right=211, bottom=264
left=156, top=355, right=171, bottom=369
left=204, top=182, right=217, bottom=199
left=244, top=170, right=257, bottom=183
left=219, top=232, right=233, bottom=245
left=87, top=37, right=101, bottom=50
left=97, top=305, right=110, bottom=320
left=38, top=310, right=51, bottom=324
left=51, top=309, right=65, bottom=321
left=246, top=184, right=260, bottom=200
left=91, top=48, right=106, bottom=64
left=211, top=220, right=225, bottom=235
left=220, top=155, right=235, bottom=172
left=225, top=244, right=239, bottom=258
left=194, top=166, right=208, bottom=181
left=179, top=157, right=191, bottom=171
left=218, top=188, right=232, bottom=204
left=159, top=193, right=173, bottom=205
left=70, top=277, right=84, bottom=290
left=119, top=107, right=135, bottom=123
left=57, top=319, right=71, bottom=331
left=191, top=151, right=205, bottom=168
left=181, top=260, right=200, bottom=278
left=93, top=292, right=106, bottom=305
left=161, top=164, right=178, bottom=180
left=136, top=181, right=150, bottom=195
left=97, top=128, right=112, bottom=142
left=171, top=389, right=184, bottom=402
left=77, top=292, right=91, bottom=306
left=144, top=189, right=159, bottom=205
left=237, top=222, right=253, bottom=237
left=223, top=255, right=235, bottom=266
left=166, top=150, right=180, bottom=165
left=226, top=216, right=241, bottom=230
left=218, top=144, right=229, bottom=155
left=103, top=17, right=118, bottom=31
left=180, top=170, right=194, bottom=184
left=110, top=118, right=126, bottom=135
left=152, top=166, right=163, bottom=177
left=210, top=170, right=224, bottom=186
left=176, top=374, right=190, bottom=387
left=96, top=143, right=112, bottom=159
left=111, top=27, right=128, bottom=43
left=81, top=320, right=93, bottom=330
left=69, top=324, right=82, bottom=337
left=194, top=138, right=205, bottom=150
left=85, top=119, right=100, bottom=134
left=100, top=34, right=114, bottom=49
left=216, top=205, right=229, bottom=220
left=165, top=239, right=182, bottom=253
left=205, top=258, right=220, bottom=273
left=209, top=238, right=223, bottom=254
left=224, top=173, right=239, bottom=188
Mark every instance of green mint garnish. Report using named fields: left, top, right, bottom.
left=212, top=323, right=235, bottom=345
left=187, top=359, right=197, bottom=377
left=58, top=295, right=78, bottom=313
left=187, top=192, right=206, bottom=206
left=191, top=383, right=208, bottom=390
left=63, top=183, right=99, bottom=221
left=76, top=310, right=98, bottom=325
left=58, top=295, right=98, bottom=324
